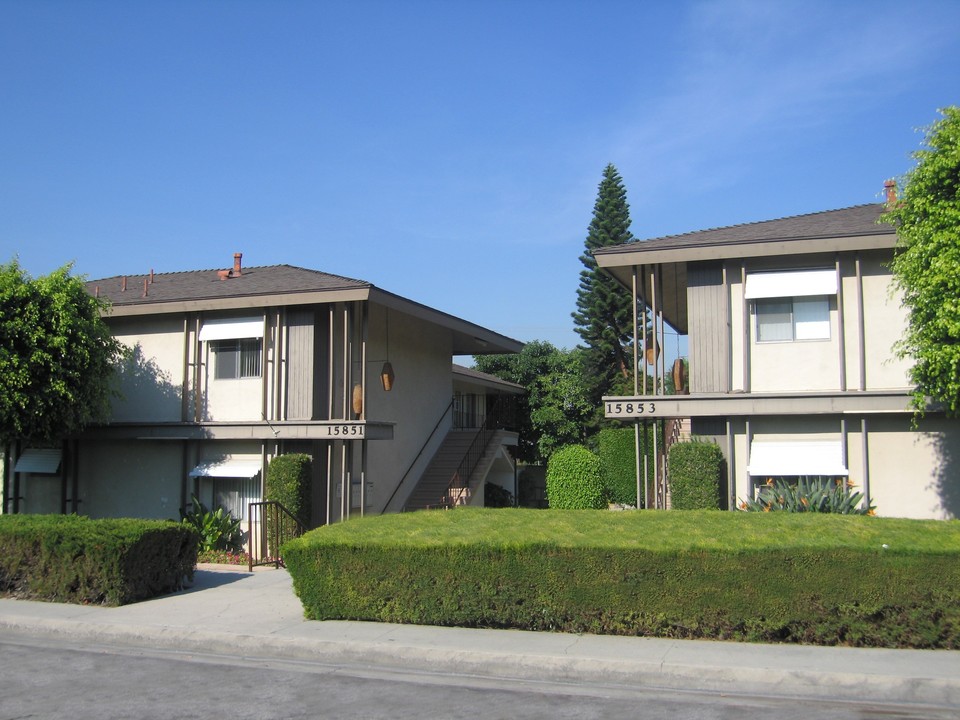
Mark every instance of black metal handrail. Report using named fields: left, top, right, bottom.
left=247, top=501, right=307, bottom=572
left=381, top=399, right=454, bottom=514
left=442, top=395, right=512, bottom=507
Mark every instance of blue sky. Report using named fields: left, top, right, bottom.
left=2, top=0, right=958, bottom=353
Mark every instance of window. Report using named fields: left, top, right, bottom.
left=755, top=297, right=829, bottom=342
left=453, top=392, right=482, bottom=429
left=188, top=459, right=262, bottom=521
left=212, top=339, right=262, bottom=379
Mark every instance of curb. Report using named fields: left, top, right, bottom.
left=2, top=614, right=959, bottom=709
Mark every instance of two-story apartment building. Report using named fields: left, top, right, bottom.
left=594, top=200, right=959, bottom=520
left=2, top=254, right=523, bottom=524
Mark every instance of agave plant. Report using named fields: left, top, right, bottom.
left=740, top=477, right=876, bottom=515
left=180, top=494, right=244, bottom=552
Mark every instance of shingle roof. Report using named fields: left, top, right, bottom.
left=452, top=363, right=525, bottom=392
left=594, top=203, right=893, bottom=257
left=87, top=264, right=370, bottom=307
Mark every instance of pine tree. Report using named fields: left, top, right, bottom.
left=572, top=164, right=636, bottom=419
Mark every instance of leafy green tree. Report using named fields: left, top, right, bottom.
left=572, top=164, right=636, bottom=425
left=0, top=260, right=123, bottom=444
left=474, top=341, right=590, bottom=464
left=883, top=107, right=960, bottom=416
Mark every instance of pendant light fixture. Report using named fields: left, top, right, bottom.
left=380, top=308, right=395, bottom=391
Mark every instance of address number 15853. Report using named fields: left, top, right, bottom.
left=605, top=402, right=657, bottom=417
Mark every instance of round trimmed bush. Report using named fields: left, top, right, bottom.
left=546, top=445, right=605, bottom=509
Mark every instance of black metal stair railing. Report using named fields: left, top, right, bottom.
left=247, top=501, right=306, bottom=572
left=441, top=395, right=516, bottom=507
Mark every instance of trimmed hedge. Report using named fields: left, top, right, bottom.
left=266, top=453, right=312, bottom=527
left=0, top=515, right=197, bottom=606
left=669, top=441, right=724, bottom=510
left=599, top=427, right=655, bottom=507
left=282, top=509, right=960, bottom=648
left=546, top=445, right=604, bottom=509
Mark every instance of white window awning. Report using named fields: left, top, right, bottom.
left=198, top=317, right=264, bottom=342
left=747, top=440, right=848, bottom=477
left=745, top=269, right=837, bottom=300
left=188, top=459, right=262, bottom=479
left=14, top=449, right=62, bottom=474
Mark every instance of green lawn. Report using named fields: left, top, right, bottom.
left=292, top=506, right=960, bottom=552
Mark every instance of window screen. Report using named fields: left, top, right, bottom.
left=213, top=339, right=262, bottom=379
left=755, top=297, right=829, bottom=342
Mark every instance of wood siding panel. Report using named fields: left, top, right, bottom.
left=285, top=309, right=315, bottom=420
left=688, top=262, right=729, bottom=393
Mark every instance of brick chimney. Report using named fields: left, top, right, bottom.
left=884, top=179, right=897, bottom=205
left=233, top=253, right=243, bottom=276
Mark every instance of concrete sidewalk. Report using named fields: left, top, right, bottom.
left=0, top=565, right=958, bottom=709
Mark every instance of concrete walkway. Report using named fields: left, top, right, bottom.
left=1, top=564, right=958, bottom=709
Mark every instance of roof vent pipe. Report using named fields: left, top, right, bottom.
left=121, top=276, right=127, bottom=292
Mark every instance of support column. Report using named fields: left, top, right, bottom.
left=861, top=417, right=871, bottom=507
left=741, top=263, right=750, bottom=393
left=726, top=420, right=735, bottom=511
left=836, top=256, right=847, bottom=391
left=855, top=254, right=867, bottom=391
left=2, top=443, right=10, bottom=514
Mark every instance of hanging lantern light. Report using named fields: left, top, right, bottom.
left=380, top=362, right=395, bottom=392
left=380, top=308, right=395, bottom=391
left=352, top=382, right=364, bottom=416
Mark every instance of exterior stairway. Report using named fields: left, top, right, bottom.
left=404, top=429, right=512, bottom=511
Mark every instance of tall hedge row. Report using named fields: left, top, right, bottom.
left=599, top=427, right=657, bottom=507
left=266, top=453, right=313, bottom=527
left=0, top=515, right=197, bottom=606
left=546, top=445, right=605, bottom=509
left=668, top=441, right=724, bottom=510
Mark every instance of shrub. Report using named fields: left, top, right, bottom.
left=0, top=514, right=197, bottom=606
left=180, top=494, right=243, bottom=552
left=266, top=453, right=312, bottom=527
left=546, top=445, right=604, bottom=509
left=484, top=482, right=514, bottom=508
left=668, top=441, right=723, bottom=510
left=599, top=427, right=654, bottom=507
left=516, top=465, right=547, bottom=508
left=741, top=477, right=876, bottom=514
left=282, top=508, right=960, bottom=648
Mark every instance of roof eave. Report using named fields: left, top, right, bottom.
left=595, top=231, right=896, bottom=270
left=370, top=288, right=524, bottom=356
left=102, top=287, right=373, bottom=317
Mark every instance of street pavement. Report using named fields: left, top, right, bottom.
left=0, top=564, right=958, bottom=711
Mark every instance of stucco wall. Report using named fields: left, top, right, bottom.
left=78, top=440, right=183, bottom=520
left=748, top=296, right=840, bottom=392
left=109, top=316, right=186, bottom=422
left=716, top=252, right=910, bottom=395
left=859, top=254, right=911, bottom=390
left=716, top=414, right=958, bottom=520
left=363, top=304, right=453, bottom=512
